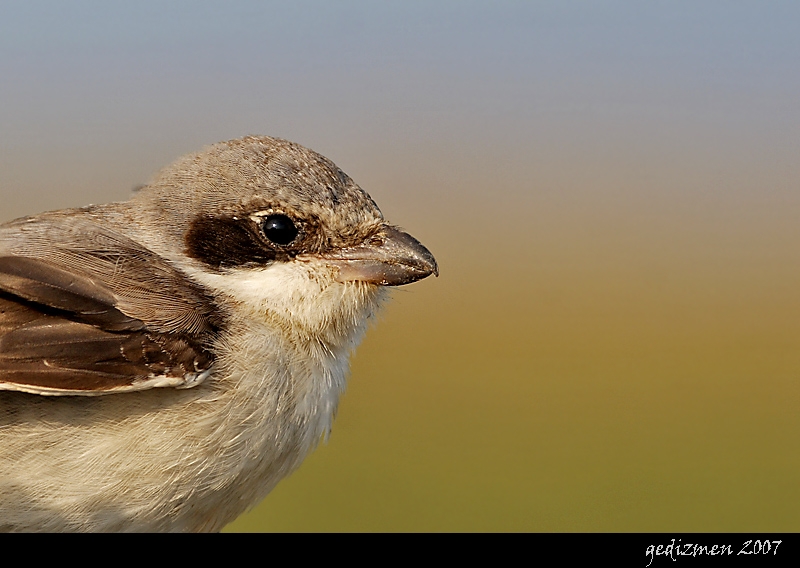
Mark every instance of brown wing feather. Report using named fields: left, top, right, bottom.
left=0, top=212, right=220, bottom=396
left=1, top=213, right=220, bottom=333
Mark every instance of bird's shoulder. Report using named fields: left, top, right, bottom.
left=0, top=209, right=222, bottom=396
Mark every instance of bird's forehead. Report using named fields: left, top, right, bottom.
left=155, top=136, right=383, bottom=226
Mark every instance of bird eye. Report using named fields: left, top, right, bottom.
left=260, top=214, right=298, bottom=245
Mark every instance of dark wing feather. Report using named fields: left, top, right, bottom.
left=0, top=212, right=220, bottom=396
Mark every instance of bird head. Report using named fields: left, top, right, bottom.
left=127, top=135, right=438, bottom=342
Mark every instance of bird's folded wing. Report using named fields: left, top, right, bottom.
left=0, top=214, right=220, bottom=396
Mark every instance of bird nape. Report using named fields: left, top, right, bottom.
left=0, top=135, right=437, bottom=532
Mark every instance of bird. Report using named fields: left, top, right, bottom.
left=0, top=135, right=437, bottom=531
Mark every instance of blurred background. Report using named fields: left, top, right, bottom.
left=1, top=1, right=799, bottom=531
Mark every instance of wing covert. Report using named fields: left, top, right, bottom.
left=0, top=211, right=220, bottom=396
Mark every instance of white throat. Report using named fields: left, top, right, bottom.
left=185, top=258, right=386, bottom=455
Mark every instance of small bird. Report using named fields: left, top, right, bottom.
left=0, top=135, right=437, bottom=531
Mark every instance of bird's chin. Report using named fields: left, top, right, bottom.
left=299, top=278, right=389, bottom=347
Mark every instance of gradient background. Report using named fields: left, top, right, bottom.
left=2, top=2, right=799, bottom=531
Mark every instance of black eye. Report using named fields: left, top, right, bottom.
left=261, top=214, right=298, bottom=245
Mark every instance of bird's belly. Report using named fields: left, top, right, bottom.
left=0, top=346, right=346, bottom=532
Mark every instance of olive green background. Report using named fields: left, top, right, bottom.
left=1, top=2, right=798, bottom=531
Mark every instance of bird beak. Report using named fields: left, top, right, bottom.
left=319, top=225, right=438, bottom=286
